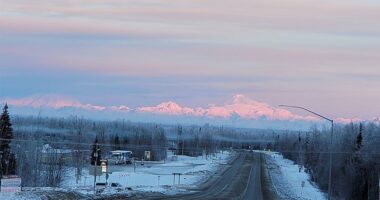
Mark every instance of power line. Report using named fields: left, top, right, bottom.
left=2, top=138, right=380, bottom=155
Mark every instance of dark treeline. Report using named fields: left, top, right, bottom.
left=274, top=123, right=380, bottom=200
left=8, top=115, right=265, bottom=187
left=172, top=124, right=273, bottom=158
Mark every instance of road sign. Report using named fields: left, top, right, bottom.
left=145, top=151, right=151, bottom=161
left=100, top=159, right=108, bottom=173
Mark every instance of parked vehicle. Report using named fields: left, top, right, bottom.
left=110, top=182, right=123, bottom=187
left=108, top=150, right=133, bottom=165
left=95, top=182, right=107, bottom=194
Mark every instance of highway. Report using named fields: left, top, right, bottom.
left=242, top=153, right=263, bottom=200
left=32, top=151, right=267, bottom=200
left=134, top=151, right=266, bottom=200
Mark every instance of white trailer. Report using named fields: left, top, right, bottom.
left=108, top=150, right=133, bottom=165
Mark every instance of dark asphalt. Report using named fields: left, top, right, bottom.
left=136, top=151, right=265, bottom=200
left=242, top=153, right=263, bottom=200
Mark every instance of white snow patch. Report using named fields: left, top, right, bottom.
left=0, top=151, right=233, bottom=199
left=261, top=151, right=326, bottom=200
left=61, top=151, right=233, bottom=196
left=0, top=193, right=40, bottom=200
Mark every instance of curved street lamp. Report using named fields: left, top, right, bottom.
left=279, top=105, right=333, bottom=200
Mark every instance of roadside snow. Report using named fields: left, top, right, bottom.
left=262, top=151, right=326, bottom=200
left=0, top=193, right=40, bottom=200
left=62, top=150, right=233, bottom=195
left=0, top=151, right=233, bottom=199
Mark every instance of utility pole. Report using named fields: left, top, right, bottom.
left=178, top=126, right=184, bottom=155
left=93, top=147, right=99, bottom=195
left=298, top=132, right=302, bottom=172
left=133, top=158, right=136, bottom=173
left=84, top=176, right=88, bottom=186
left=0, top=150, right=2, bottom=192
left=181, top=135, right=184, bottom=156
left=328, top=121, right=333, bottom=200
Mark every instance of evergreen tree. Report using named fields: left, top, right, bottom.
left=90, top=136, right=101, bottom=166
left=113, top=135, right=120, bottom=150
left=356, top=123, right=363, bottom=151
left=351, top=123, right=366, bottom=199
left=0, top=104, right=16, bottom=176
left=177, top=125, right=183, bottom=155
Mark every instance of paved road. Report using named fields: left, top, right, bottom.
left=242, top=153, right=263, bottom=200
left=136, top=151, right=265, bottom=200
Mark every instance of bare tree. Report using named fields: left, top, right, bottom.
left=71, top=117, right=85, bottom=185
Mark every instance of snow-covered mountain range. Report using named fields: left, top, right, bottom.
left=2, top=94, right=363, bottom=130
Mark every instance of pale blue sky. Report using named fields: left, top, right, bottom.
left=1, top=0, right=380, bottom=120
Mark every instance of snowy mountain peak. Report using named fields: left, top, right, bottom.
left=5, top=95, right=105, bottom=111
left=4, top=94, right=364, bottom=125
left=157, top=101, right=182, bottom=111
left=137, top=101, right=197, bottom=116
left=110, top=105, right=131, bottom=112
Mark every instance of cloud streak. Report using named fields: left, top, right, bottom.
left=1, top=0, right=380, bottom=121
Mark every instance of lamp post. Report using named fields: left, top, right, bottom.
left=279, top=105, right=334, bottom=200
left=0, top=150, right=2, bottom=192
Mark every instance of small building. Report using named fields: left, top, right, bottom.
left=41, top=144, right=89, bottom=164
left=41, top=144, right=73, bottom=164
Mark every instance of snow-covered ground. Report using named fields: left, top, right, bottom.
left=0, top=193, right=38, bottom=200
left=63, top=151, right=233, bottom=194
left=0, top=151, right=233, bottom=199
left=262, top=151, right=326, bottom=200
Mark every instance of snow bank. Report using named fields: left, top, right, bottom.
left=0, top=193, right=40, bottom=200
left=263, top=151, right=326, bottom=200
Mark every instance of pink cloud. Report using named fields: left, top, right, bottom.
left=3, top=0, right=380, bottom=37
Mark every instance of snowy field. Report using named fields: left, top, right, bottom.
left=63, top=150, right=233, bottom=194
left=262, top=151, right=326, bottom=200
left=0, top=151, right=234, bottom=199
